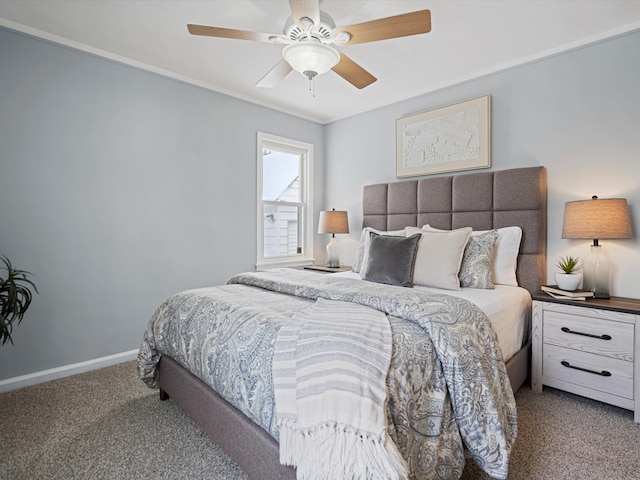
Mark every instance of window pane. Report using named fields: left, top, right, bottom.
left=257, top=132, right=312, bottom=268
left=262, top=149, right=301, bottom=202
left=263, top=204, right=302, bottom=257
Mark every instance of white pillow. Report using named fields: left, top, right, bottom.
left=406, top=226, right=472, bottom=290
left=423, top=224, right=522, bottom=286
left=352, top=227, right=406, bottom=273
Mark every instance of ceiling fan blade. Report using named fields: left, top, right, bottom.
left=256, top=59, right=293, bottom=88
left=187, top=24, right=287, bottom=44
left=332, top=52, right=377, bottom=89
left=332, top=9, right=431, bottom=45
left=289, top=0, right=320, bottom=30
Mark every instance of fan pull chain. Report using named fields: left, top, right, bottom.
left=309, top=76, right=316, bottom=97
left=303, top=70, right=317, bottom=97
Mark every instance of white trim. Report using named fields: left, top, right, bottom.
left=0, top=349, right=139, bottom=393
left=256, top=132, right=314, bottom=270
left=256, top=257, right=315, bottom=270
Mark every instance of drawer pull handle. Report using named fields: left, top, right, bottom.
left=561, top=327, right=612, bottom=341
left=561, top=360, right=612, bottom=377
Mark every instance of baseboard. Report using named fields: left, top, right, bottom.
left=0, top=349, right=139, bottom=393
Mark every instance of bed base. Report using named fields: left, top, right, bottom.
left=158, top=355, right=296, bottom=480
left=158, top=343, right=530, bottom=480
left=507, top=340, right=531, bottom=392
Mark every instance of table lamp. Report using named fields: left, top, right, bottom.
left=318, top=209, right=349, bottom=268
left=562, top=196, right=632, bottom=298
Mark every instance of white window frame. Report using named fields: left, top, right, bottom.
left=256, top=132, right=314, bottom=269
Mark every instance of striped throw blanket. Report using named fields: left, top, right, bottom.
left=273, top=298, right=408, bottom=480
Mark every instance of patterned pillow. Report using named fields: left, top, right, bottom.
left=459, top=230, right=498, bottom=289
left=361, top=233, right=421, bottom=287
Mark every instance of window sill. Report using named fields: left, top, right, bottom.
left=255, top=256, right=315, bottom=271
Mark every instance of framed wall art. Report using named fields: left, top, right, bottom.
left=396, top=95, right=491, bottom=178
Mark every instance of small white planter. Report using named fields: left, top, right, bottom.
left=555, top=273, right=582, bottom=291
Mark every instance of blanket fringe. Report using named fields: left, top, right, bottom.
left=279, top=421, right=409, bottom=480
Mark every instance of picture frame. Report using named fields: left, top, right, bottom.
left=396, top=95, right=491, bottom=178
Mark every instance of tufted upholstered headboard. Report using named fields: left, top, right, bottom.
left=362, top=166, right=547, bottom=295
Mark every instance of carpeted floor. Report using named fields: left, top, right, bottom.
left=1, top=360, right=639, bottom=479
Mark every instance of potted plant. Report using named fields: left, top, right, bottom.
left=555, top=255, right=582, bottom=291
left=1, top=256, right=38, bottom=346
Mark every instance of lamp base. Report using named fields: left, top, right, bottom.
left=583, top=245, right=611, bottom=299
left=326, top=236, right=340, bottom=268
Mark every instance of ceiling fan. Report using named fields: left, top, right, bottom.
left=187, top=0, right=431, bottom=89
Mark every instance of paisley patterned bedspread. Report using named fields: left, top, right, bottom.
left=138, top=269, right=517, bottom=480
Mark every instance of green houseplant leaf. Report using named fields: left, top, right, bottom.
left=556, top=255, right=580, bottom=274
left=1, top=256, right=38, bottom=346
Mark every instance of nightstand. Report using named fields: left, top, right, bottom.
left=532, top=294, right=640, bottom=422
left=303, top=265, right=352, bottom=273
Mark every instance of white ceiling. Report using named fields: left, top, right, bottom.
left=1, top=0, right=640, bottom=124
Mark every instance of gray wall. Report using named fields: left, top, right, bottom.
left=325, top=30, right=640, bottom=300
left=0, top=28, right=324, bottom=380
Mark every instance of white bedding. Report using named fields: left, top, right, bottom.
left=334, top=271, right=531, bottom=361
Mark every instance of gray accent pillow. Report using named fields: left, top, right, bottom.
left=361, top=232, right=421, bottom=287
left=459, top=230, right=498, bottom=289
left=352, top=227, right=406, bottom=273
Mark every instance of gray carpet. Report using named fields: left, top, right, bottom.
left=1, top=361, right=639, bottom=480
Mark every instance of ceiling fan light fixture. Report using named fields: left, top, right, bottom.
left=282, top=42, right=340, bottom=80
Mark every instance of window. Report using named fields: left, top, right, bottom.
left=256, top=132, right=313, bottom=269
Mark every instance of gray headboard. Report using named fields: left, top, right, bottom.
left=362, top=166, right=547, bottom=295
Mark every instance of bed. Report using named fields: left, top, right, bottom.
left=138, top=166, right=547, bottom=480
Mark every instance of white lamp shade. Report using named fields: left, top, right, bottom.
left=318, top=210, right=349, bottom=235
left=282, top=42, right=340, bottom=77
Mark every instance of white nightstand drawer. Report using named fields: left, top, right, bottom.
left=543, top=344, right=634, bottom=400
left=543, top=311, right=634, bottom=361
